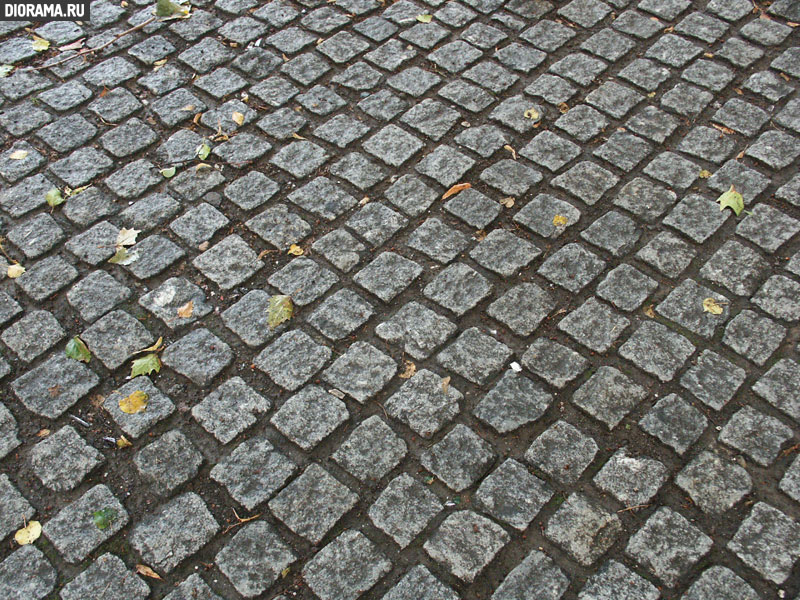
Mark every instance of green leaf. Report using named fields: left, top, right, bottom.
left=416, top=13, right=433, bottom=22
left=65, top=336, right=91, bottom=363
left=31, top=35, right=50, bottom=52
left=46, top=188, right=65, bottom=208
left=92, top=508, right=118, bottom=530
left=130, top=353, right=161, bottom=379
left=717, top=185, right=744, bottom=216
left=155, top=0, right=188, bottom=16
left=268, top=295, right=293, bottom=329
left=196, top=142, right=211, bottom=160
left=108, top=248, right=139, bottom=265
left=0, top=65, right=13, bottom=78
left=160, top=166, right=176, bottom=178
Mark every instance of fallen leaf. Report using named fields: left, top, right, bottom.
left=7, top=264, right=25, bottom=278
left=698, top=169, right=712, bottom=179
left=119, top=390, right=148, bottom=414
left=65, top=184, right=88, bottom=197
left=416, top=13, right=433, bottom=22
left=0, top=64, right=13, bottom=77
left=780, top=72, right=791, bottom=81
left=155, top=0, right=189, bottom=17
left=65, top=336, right=92, bottom=363
left=232, top=111, right=245, bottom=126
left=503, top=144, right=517, bottom=159
left=500, top=197, right=514, bottom=208
left=31, top=35, right=50, bottom=52
left=153, top=58, right=167, bottom=67
left=99, top=86, right=109, bottom=98
left=359, top=196, right=370, bottom=205
left=287, top=244, right=304, bottom=256
left=36, top=429, right=50, bottom=437
left=399, top=360, right=416, bottom=379
left=552, top=214, right=568, bottom=227
left=198, top=241, right=209, bottom=251
left=130, top=353, right=161, bottom=378
left=160, top=166, right=176, bottom=178
left=139, top=337, right=164, bottom=353
left=116, top=228, right=140, bottom=248
left=558, top=102, right=570, bottom=113
left=712, top=123, right=735, bottom=135
left=733, top=87, right=743, bottom=95
left=14, top=521, right=41, bottom=545
left=108, top=248, right=139, bottom=265
left=717, top=185, right=744, bottom=216
left=60, top=38, right=85, bottom=51
left=9, top=150, right=28, bottom=160
left=92, top=508, right=117, bottom=530
left=441, top=376, right=451, bottom=396
left=268, top=295, right=293, bottom=329
left=195, top=163, right=211, bottom=171
left=135, top=564, right=162, bottom=580
left=647, top=91, right=656, bottom=98
left=643, top=304, right=655, bottom=318
left=116, top=435, right=133, bottom=448
left=196, top=142, right=211, bottom=160
left=291, top=132, right=306, bottom=140
left=46, top=188, right=65, bottom=207
left=442, top=182, right=471, bottom=199
left=176, top=299, right=194, bottom=318
left=703, top=52, right=714, bottom=58
left=474, top=229, right=487, bottom=241
left=702, top=297, right=724, bottom=315
left=523, top=107, right=540, bottom=120
left=179, top=104, right=195, bottom=111
left=328, top=388, right=345, bottom=399
left=281, top=566, right=291, bottom=578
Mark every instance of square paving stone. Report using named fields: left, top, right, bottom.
left=333, top=415, right=406, bottom=482
left=36, top=114, right=96, bottom=153
left=0, top=292, right=21, bottom=326
left=680, top=350, right=745, bottom=410
left=409, top=219, right=471, bottom=265
left=162, top=328, right=232, bottom=387
left=555, top=106, right=608, bottom=143
left=514, top=194, right=581, bottom=238
left=677, top=126, right=735, bottom=164
left=6, top=212, right=64, bottom=259
left=519, top=131, right=580, bottom=172
left=492, top=551, right=569, bottom=600
left=596, top=264, right=657, bottom=312
left=119, top=193, right=179, bottom=232
left=415, top=145, right=475, bottom=187
left=663, top=193, right=729, bottom=243
left=362, top=124, right=424, bottom=167
left=728, top=502, right=800, bottom=584
left=44, top=484, right=129, bottom=562
left=424, top=511, right=509, bottom=582
left=494, top=42, right=546, bottom=73
left=521, top=19, right=576, bottom=51
left=2, top=310, right=64, bottom=363
left=0, top=141, right=45, bottom=183
left=322, top=342, right=396, bottom=403
left=707, top=159, right=769, bottom=203
left=247, top=205, right=311, bottom=250
left=780, top=455, right=800, bottom=503
left=550, top=53, right=608, bottom=86
left=384, top=175, right=438, bottom=217
left=271, top=385, right=348, bottom=450
left=661, top=83, right=713, bottom=118
left=525, top=73, right=577, bottom=104
left=303, top=530, right=392, bottom=600
left=270, top=141, right=329, bottom=178
left=385, top=369, right=461, bottom=438
left=0, top=174, right=52, bottom=218
left=439, top=80, right=494, bottom=113
left=473, top=371, right=551, bottom=434
left=220, top=290, right=284, bottom=348
left=578, top=560, right=659, bottom=600
left=388, top=66, right=442, bottom=97
left=676, top=450, right=752, bottom=514
left=358, top=89, right=409, bottom=121
left=170, top=203, right=229, bottom=246
left=626, top=507, right=712, bottom=587
left=656, top=279, right=730, bottom=339
left=134, top=430, right=202, bottom=495
left=753, top=358, right=800, bottom=421
left=346, top=203, right=408, bottom=247
left=268, top=257, right=338, bottom=307
left=296, top=85, right=347, bottom=116
left=585, top=80, right=643, bottom=120
left=65, top=221, right=118, bottom=266
left=639, top=393, right=707, bottom=455
left=100, top=117, right=157, bottom=157
left=255, top=330, right=331, bottom=392
left=3, top=254, right=75, bottom=301
left=559, top=299, right=630, bottom=354
left=522, top=338, right=588, bottom=389
left=0, top=545, right=56, bottom=600
left=476, top=459, right=552, bottom=530
left=581, top=28, right=636, bottom=62
left=314, top=115, right=370, bottom=149
left=488, top=282, right=555, bottom=336
left=312, top=229, right=365, bottom=273
left=307, top=289, right=374, bottom=340
left=224, top=172, right=278, bottom=211
left=354, top=252, right=422, bottom=302
left=712, top=98, right=768, bottom=137
left=737, top=204, right=800, bottom=253
left=382, top=565, right=457, bottom=600
left=11, top=352, right=99, bottom=418
left=469, top=229, right=540, bottom=277
left=636, top=232, right=696, bottom=278
left=463, top=61, right=518, bottom=94
left=719, top=406, right=792, bottom=467
left=626, top=106, right=679, bottom=143
left=139, top=277, right=212, bottom=329
left=683, top=566, right=760, bottom=600
left=211, top=435, right=296, bottom=510
left=193, top=235, right=262, bottom=290
left=104, top=377, right=175, bottom=438
left=546, top=493, right=622, bottom=566
left=192, top=377, right=270, bottom=444
left=368, top=473, right=441, bottom=547
left=124, top=235, right=185, bottom=280
left=444, top=187, right=501, bottom=229
left=572, top=366, right=646, bottom=430
left=81, top=309, right=153, bottom=370
left=437, top=327, right=512, bottom=385
left=642, top=152, right=698, bottom=190
left=423, top=263, right=492, bottom=316
left=422, top=424, right=495, bottom=491
left=620, top=321, right=695, bottom=382
left=525, top=420, right=598, bottom=484
left=594, top=447, right=668, bottom=507
left=60, top=554, right=148, bottom=600
left=216, top=521, right=295, bottom=598
left=722, top=309, right=785, bottom=366
left=558, top=0, right=611, bottom=26
left=269, top=463, right=357, bottom=543
left=593, top=132, right=652, bottom=171
left=0, top=473, right=34, bottom=540
left=375, top=301, right=456, bottom=361
left=538, top=243, right=606, bottom=292
left=131, top=493, right=219, bottom=573
left=30, top=425, right=103, bottom=492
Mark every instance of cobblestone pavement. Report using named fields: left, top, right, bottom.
left=0, top=0, right=799, bottom=598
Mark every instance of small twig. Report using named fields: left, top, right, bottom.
left=617, top=504, right=650, bottom=513
left=221, top=508, right=260, bottom=535
left=373, top=399, right=388, bottom=419
left=30, top=16, right=157, bottom=71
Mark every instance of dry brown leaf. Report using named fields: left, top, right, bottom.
left=399, top=360, right=416, bottom=379
left=558, top=102, right=570, bottom=113
left=703, top=52, right=714, bottom=58
left=780, top=72, right=791, bottom=81
left=736, top=150, right=745, bottom=160
left=119, top=390, right=148, bottom=414
left=500, top=197, right=514, bottom=208
left=643, top=304, right=655, bottom=318
left=232, top=111, right=245, bottom=126
left=176, top=299, right=194, bottom=318
left=36, top=428, right=50, bottom=437
left=287, top=244, right=304, bottom=256
left=7, top=264, right=25, bottom=278
left=291, top=133, right=306, bottom=139
left=441, top=376, right=451, bottom=396
left=523, top=107, right=539, bottom=120
left=135, top=564, right=162, bottom=580
left=99, top=86, right=109, bottom=98
left=503, top=144, right=517, bottom=159
left=702, top=297, right=724, bottom=315
left=442, top=182, right=471, bottom=200
left=359, top=196, right=370, bottom=206
left=733, top=87, right=743, bottom=95
left=474, top=229, right=487, bottom=241
left=712, top=123, right=735, bottom=135
left=198, top=241, right=209, bottom=251
left=15, top=521, right=41, bottom=545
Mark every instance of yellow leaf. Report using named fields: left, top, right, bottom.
left=7, top=264, right=25, bottom=278
left=503, top=145, right=517, bottom=159
left=31, top=35, right=50, bottom=52
left=15, top=521, right=41, bottom=545
left=119, top=390, right=148, bottom=414
left=702, top=297, right=724, bottom=315
left=9, top=150, right=28, bottom=160
left=441, top=376, right=451, bottom=396
left=698, top=169, right=712, bottom=179
left=281, top=566, right=291, bottom=578
left=442, top=182, right=471, bottom=200
left=552, top=214, right=568, bottom=227
left=291, top=133, right=306, bottom=140
left=153, top=58, right=167, bottom=66
left=232, top=111, right=245, bottom=126
left=195, top=163, right=211, bottom=171
left=140, top=337, right=164, bottom=353
left=399, top=360, right=416, bottom=379
left=523, top=107, right=540, bottom=120
left=287, top=244, right=304, bottom=256
left=135, top=564, right=162, bottom=580
left=643, top=304, right=655, bottom=318
left=116, top=435, right=133, bottom=448
left=416, top=13, right=433, bottom=22
left=268, top=295, right=293, bottom=329
left=177, top=299, right=194, bottom=318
